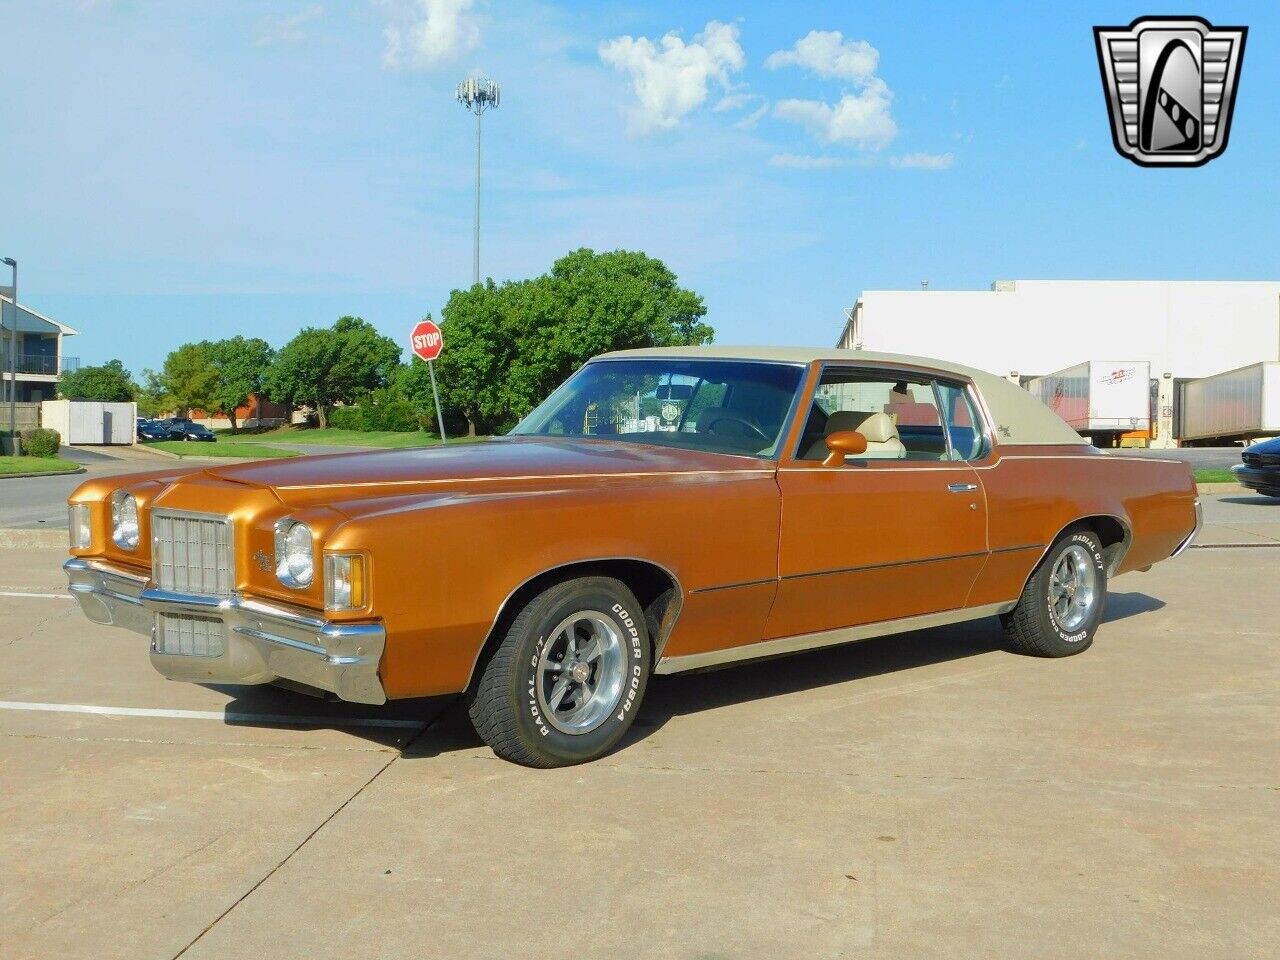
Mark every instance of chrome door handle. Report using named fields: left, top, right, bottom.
left=948, top=483, right=978, bottom=493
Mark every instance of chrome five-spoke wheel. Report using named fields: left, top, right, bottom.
left=1048, top=543, right=1099, bottom=632
left=535, top=611, right=627, bottom=735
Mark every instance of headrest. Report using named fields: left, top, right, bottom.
left=825, top=410, right=873, bottom=435
left=857, top=412, right=899, bottom=443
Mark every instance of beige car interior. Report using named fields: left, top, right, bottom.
left=803, top=410, right=906, bottom=460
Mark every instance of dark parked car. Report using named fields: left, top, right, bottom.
left=158, top=418, right=216, bottom=442
left=136, top=420, right=170, bottom=441
left=1232, top=437, right=1280, bottom=498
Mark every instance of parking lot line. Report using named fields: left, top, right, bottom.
left=0, top=700, right=425, bottom=730
left=0, top=590, right=71, bottom=599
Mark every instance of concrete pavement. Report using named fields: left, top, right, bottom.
left=1, top=543, right=1277, bottom=959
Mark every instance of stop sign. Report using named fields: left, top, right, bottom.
left=410, top=320, right=444, bottom=362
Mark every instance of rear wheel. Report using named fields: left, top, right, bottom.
left=1002, top=527, right=1107, bottom=657
left=467, top=576, right=651, bottom=767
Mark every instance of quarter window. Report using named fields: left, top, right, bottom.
left=934, top=381, right=988, bottom=461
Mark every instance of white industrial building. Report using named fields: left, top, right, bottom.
left=838, top=280, right=1280, bottom=446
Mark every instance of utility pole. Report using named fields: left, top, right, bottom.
left=455, top=77, right=500, bottom=286
left=3, top=258, right=16, bottom=440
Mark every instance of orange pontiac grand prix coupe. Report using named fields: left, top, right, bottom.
left=65, top=348, right=1200, bottom=766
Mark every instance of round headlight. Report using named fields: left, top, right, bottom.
left=111, top=492, right=140, bottom=550
left=275, top=520, right=314, bottom=588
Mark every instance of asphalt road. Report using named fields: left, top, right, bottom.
left=2, top=541, right=1277, bottom=959
left=1110, top=446, right=1245, bottom=470
left=0, top=444, right=376, bottom=530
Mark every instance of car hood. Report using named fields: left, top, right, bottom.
left=202, top=437, right=773, bottom=507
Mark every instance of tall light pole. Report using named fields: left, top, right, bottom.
left=3, top=258, right=16, bottom=440
left=455, top=77, right=500, bottom=287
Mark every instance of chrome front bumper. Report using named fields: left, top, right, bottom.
left=64, top=558, right=387, bottom=704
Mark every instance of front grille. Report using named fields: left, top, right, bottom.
left=1242, top=452, right=1279, bottom=468
left=152, top=510, right=234, bottom=597
left=155, top=613, right=226, bottom=657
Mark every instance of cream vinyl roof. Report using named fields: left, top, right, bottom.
left=597, top=346, right=1088, bottom=446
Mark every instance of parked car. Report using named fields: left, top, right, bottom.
left=136, top=420, right=170, bottom=441
left=157, top=418, right=216, bottom=442
left=1231, top=436, right=1280, bottom=498
left=64, top=348, right=1200, bottom=767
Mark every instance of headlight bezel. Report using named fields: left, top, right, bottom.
left=110, top=491, right=140, bottom=550
left=273, top=518, right=316, bottom=589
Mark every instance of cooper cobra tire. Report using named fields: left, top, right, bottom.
left=466, top=576, right=651, bottom=767
left=1001, top=526, right=1107, bottom=658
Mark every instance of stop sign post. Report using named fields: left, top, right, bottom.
left=411, top=320, right=448, bottom=444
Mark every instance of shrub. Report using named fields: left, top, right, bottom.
left=328, top=394, right=422, bottom=432
left=21, top=427, right=61, bottom=458
left=328, top=406, right=368, bottom=431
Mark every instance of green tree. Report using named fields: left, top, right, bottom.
left=432, top=286, right=535, bottom=436
left=159, top=343, right=220, bottom=416
left=134, top=369, right=170, bottom=418
left=432, top=248, right=712, bottom=434
left=201, top=336, right=275, bottom=432
left=58, top=359, right=135, bottom=402
left=265, top=316, right=401, bottom=428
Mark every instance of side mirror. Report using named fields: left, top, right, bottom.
left=822, top=430, right=868, bottom=466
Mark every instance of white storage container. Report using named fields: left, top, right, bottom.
left=1178, top=362, right=1280, bottom=441
left=41, top=400, right=137, bottom=445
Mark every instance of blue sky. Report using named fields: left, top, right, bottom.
left=3, top=1, right=1277, bottom=374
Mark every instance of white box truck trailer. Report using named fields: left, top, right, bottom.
left=1178, top=362, right=1280, bottom=443
left=1026, top=361, right=1151, bottom=435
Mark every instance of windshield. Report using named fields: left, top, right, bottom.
left=509, top=358, right=804, bottom=458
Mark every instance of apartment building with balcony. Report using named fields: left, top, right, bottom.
left=1, top=287, right=78, bottom=402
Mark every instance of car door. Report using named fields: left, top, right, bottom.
left=764, top=365, right=991, bottom=640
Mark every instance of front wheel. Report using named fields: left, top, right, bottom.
left=1001, top=527, right=1107, bottom=657
left=467, top=576, right=652, bottom=767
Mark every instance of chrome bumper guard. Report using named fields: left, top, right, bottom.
left=1170, top=498, right=1203, bottom=559
left=64, top=558, right=387, bottom=705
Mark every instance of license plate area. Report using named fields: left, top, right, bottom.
left=155, top=612, right=227, bottom=657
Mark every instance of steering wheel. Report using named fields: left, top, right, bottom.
left=702, top=411, right=770, bottom=443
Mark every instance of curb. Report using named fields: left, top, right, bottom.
left=0, top=467, right=86, bottom=480
left=0, top=528, right=68, bottom=549
left=137, top=445, right=185, bottom=461
left=1196, top=482, right=1245, bottom=494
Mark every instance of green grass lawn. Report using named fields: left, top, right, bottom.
left=215, top=427, right=492, bottom=449
left=142, top=440, right=299, bottom=459
left=0, top=455, right=81, bottom=475
left=1193, top=468, right=1238, bottom=484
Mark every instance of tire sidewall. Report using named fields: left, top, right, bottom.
left=1039, top=530, right=1106, bottom=649
left=513, top=582, right=651, bottom=764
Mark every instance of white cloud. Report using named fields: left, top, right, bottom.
left=767, top=30, right=897, bottom=150
left=769, top=153, right=844, bottom=169
left=599, top=20, right=745, bottom=133
left=255, top=5, right=324, bottom=46
left=735, top=103, right=769, bottom=130
left=713, top=92, right=754, bottom=113
left=765, top=30, right=878, bottom=81
left=382, top=0, right=481, bottom=69
left=891, top=152, right=955, bottom=169
left=774, top=79, right=897, bottom=149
